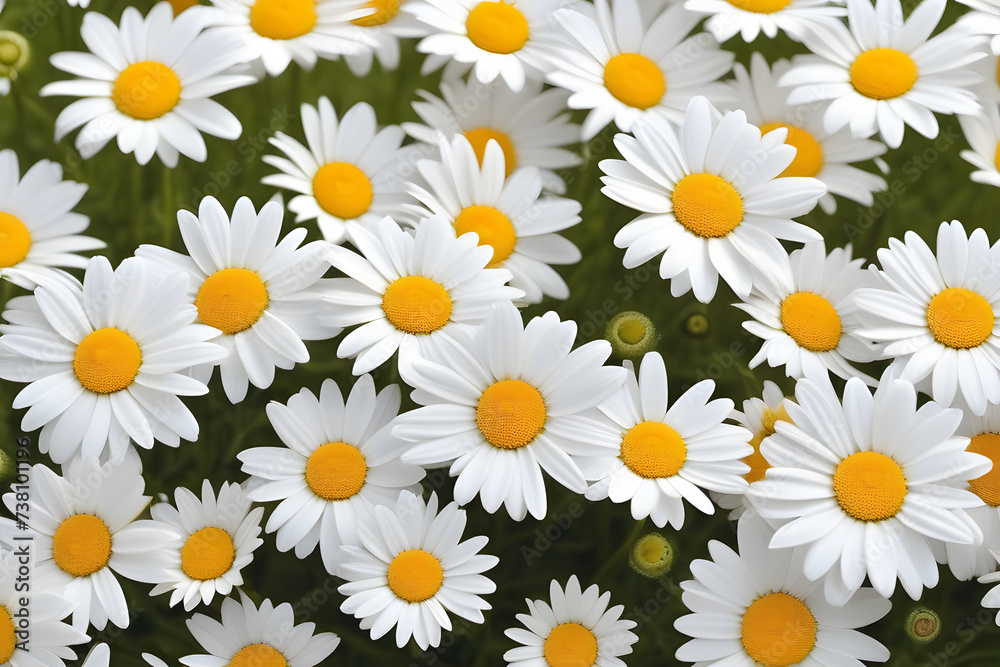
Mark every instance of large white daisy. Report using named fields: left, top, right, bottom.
left=338, top=490, right=499, bottom=650
left=684, top=0, right=845, bottom=43
left=237, top=374, right=425, bottom=575
left=41, top=3, right=255, bottom=166
left=600, top=96, right=825, bottom=303
left=0, top=256, right=226, bottom=463
left=394, top=301, right=626, bottom=520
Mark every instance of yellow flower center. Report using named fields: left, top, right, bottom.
left=926, top=287, right=995, bottom=349
left=617, top=319, right=646, bottom=345
left=476, top=379, right=546, bottom=450
left=305, top=442, right=367, bottom=501
left=0, top=212, right=32, bottom=268
left=543, top=622, right=598, bottom=667
left=849, top=48, right=919, bottom=100
left=780, top=291, right=843, bottom=353
left=464, top=128, right=518, bottom=177
left=249, top=0, right=317, bottom=40
left=671, top=173, right=744, bottom=238
left=759, top=122, right=825, bottom=178
left=744, top=405, right=791, bottom=484
left=967, top=433, right=1000, bottom=507
left=229, top=644, right=287, bottom=667
left=381, top=275, right=453, bottom=334
left=351, top=0, right=401, bottom=26
left=725, top=0, right=792, bottom=12
left=741, top=592, right=817, bottom=666
left=603, top=53, right=666, bottom=110
left=196, top=268, right=269, bottom=336
left=620, top=421, right=687, bottom=479
left=454, top=205, right=517, bottom=266
left=465, top=1, right=530, bottom=54
left=168, top=0, right=200, bottom=14
left=312, top=162, right=374, bottom=220
left=833, top=451, right=907, bottom=522
left=73, top=328, right=142, bottom=394
left=387, top=549, right=443, bottom=603
left=994, top=141, right=1000, bottom=173
left=52, top=513, right=112, bottom=577
left=112, top=61, right=181, bottom=121
left=0, top=608, right=14, bottom=664
left=637, top=534, right=665, bottom=563
left=181, top=527, right=236, bottom=581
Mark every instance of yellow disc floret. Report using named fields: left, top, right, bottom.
left=926, top=287, right=995, bottom=349
left=196, top=268, right=269, bottom=335
left=381, top=276, right=453, bottom=334
left=312, top=162, right=374, bottom=220
left=229, top=644, right=287, bottom=667
left=387, top=549, right=443, bottom=603
left=249, top=0, right=317, bottom=40
left=833, top=451, right=907, bottom=522
left=0, top=608, right=14, bottom=664
left=53, top=513, right=112, bottom=577
left=603, top=53, right=666, bottom=110
left=967, top=433, right=1000, bottom=507
left=780, top=291, right=843, bottom=352
left=352, top=0, right=401, bottom=26
left=454, top=205, right=517, bottom=266
left=741, top=592, right=817, bottom=666
left=464, top=128, right=518, bottom=177
left=181, top=527, right=236, bottom=581
left=465, top=1, right=529, bottom=55
left=477, top=379, right=546, bottom=449
left=619, top=421, right=687, bottom=479
left=112, top=61, right=181, bottom=120
left=543, top=622, right=598, bottom=667
left=73, top=328, right=142, bottom=394
left=759, top=122, right=825, bottom=178
left=305, top=442, right=367, bottom=501
left=0, top=212, right=32, bottom=268
left=850, top=48, right=919, bottom=100
left=672, top=173, right=744, bottom=238
left=725, top=0, right=792, bottom=12
left=744, top=404, right=791, bottom=484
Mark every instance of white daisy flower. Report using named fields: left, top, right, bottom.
left=979, top=550, right=1000, bottom=625
left=183, top=590, right=340, bottom=666
left=148, top=480, right=264, bottom=611
left=675, top=511, right=891, bottom=666
left=0, top=455, right=180, bottom=632
left=339, top=0, right=428, bottom=77
left=321, top=215, right=523, bottom=375
left=401, top=74, right=583, bottom=194
left=730, top=52, right=887, bottom=215
left=503, top=574, right=637, bottom=667
left=406, top=0, right=566, bottom=92
left=737, top=241, right=878, bottom=384
left=260, top=98, right=415, bottom=245
left=237, top=375, right=425, bottom=575
left=684, top=0, right=845, bottom=43
left=746, top=370, right=989, bottom=604
left=136, top=196, right=340, bottom=403
left=0, top=149, right=104, bottom=290
left=578, top=352, right=753, bottom=529
left=957, top=0, right=1000, bottom=55
left=0, top=256, right=225, bottom=463
left=600, top=96, right=825, bottom=303
left=394, top=301, right=627, bottom=520
left=406, top=135, right=582, bottom=303
left=959, top=102, right=1000, bottom=188
left=338, top=490, right=499, bottom=650
left=853, top=220, right=1000, bottom=416
left=544, top=0, right=735, bottom=140
left=780, top=0, right=984, bottom=148
left=41, top=3, right=255, bottom=166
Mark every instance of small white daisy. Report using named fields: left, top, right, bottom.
left=544, top=0, right=735, bottom=140
left=684, top=0, right=845, bottom=43
left=406, top=134, right=582, bottom=303
left=136, top=196, right=340, bottom=403
left=394, top=301, right=627, bottom=520
left=321, top=215, right=523, bottom=375
left=339, top=0, right=428, bottom=77
left=853, top=220, right=1000, bottom=415
left=959, top=102, right=1000, bottom=188
left=148, top=480, right=264, bottom=611
left=237, top=374, right=425, bottom=575
left=780, top=0, right=984, bottom=148
left=746, top=370, right=989, bottom=604
left=0, top=149, right=104, bottom=290
left=600, top=95, right=825, bottom=303
left=41, top=3, right=255, bottom=166
left=183, top=590, right=340, bottom=666
left=261, top=98, right=415, bottom=245
left=0, top=256, right=226, bottom=463
left=578, top=351, right=753, bottom=529
left=503, top=574, right=637, bottom=667
left=338, top=490, right=499, bottom=650
left=675, top=511, right=891, bottom=666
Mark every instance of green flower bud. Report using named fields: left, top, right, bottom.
left=0, top=31, right=29, bottom=82
left=628, top=532, right=673, bottom=578
left=685, top=313, right=709, bottom=337
left=905, top=607, right=940, bottom=643
left=606, top=311, right=656, bottom=359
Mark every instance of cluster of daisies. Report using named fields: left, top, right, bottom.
left=3, top=0, right=1000, bottom=664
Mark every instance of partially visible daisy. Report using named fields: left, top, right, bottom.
left=544, top=0, right=735, bottom=139
left=578, top=352, right=753, bottom=529
left=41, top=3, right=255, bottom=166
left=959, top=102, right=1000, bottom=188
left=730, top=52, right=887, bottom=215
left=148, top=480, right=264, bottom=611
left=0, top=256, right=226, bottom=463
left=504, top=575, right=637, bottom=667
left=781, top=0, right=984, bottom=148
left=684, top=0, right=845, bottom=43
left=853, top=220, right=1000, bottom=415
left=136, top=196, right=340, bottom=403
left=183, top=591, right=340, bottom=666
left=600, top=96, right=825, bottom=303
left=80, top=643, right=110, bottom=667
left=395, top=301, right=627, bottom=520
left=957, top=0, right=1000, bottom=55
left=261, top=98, right=415, bottom=244
left=339, top=0, right=428, bottom=77
left=238, top=375, right=425, bottom=575
left=321, top=215, right=522, bottom=375
left=402, top=75, right=583, bottom=193
left=0, top=149, right=104, bottom=290
left=675, top=511, right=891, bottom=666
left=339, top=490, right=499, bottom=649
left=406, top=135, right=582, bottom=303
